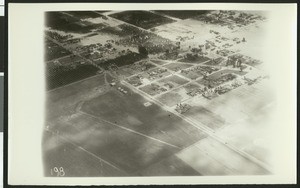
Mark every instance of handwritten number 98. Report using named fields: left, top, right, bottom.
left=50, top=167, right=65, bottom=177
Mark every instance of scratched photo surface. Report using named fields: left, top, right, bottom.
left=43, top=10, right=274, bottom=177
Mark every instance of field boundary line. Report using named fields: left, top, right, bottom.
left=122, top=80, right=272, bottom=173
left=78, top=111, right=181, bottom=149
left=44, top=128, right=127, bottom=174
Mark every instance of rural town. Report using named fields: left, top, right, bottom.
left=44, top=10, right=274, bottom=177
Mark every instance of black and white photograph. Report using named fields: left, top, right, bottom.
left=44, top=9, right=273, bottom=177
left=7, top=3, right=297, bottom=186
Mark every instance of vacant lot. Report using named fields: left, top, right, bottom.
left=151, top=59, right=169, bottom=65
left=158, top=75, right=189, bottom=88
left=138, top=67, right=171, bottom=82
left=163, top=63, right=193, bottom=72
left=179, top=56, right=210, bottom=64
left=139, top=83, right=166, bottom=96
left=156, top=91, right=183, bottom=107
left=180, top=69, right=204, bottom=80
left=157, top=83, right=203, bottom=106
left=109, top=11, right=175, bottom=29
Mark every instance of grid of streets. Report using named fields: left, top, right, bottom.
left=44, top=10, right=274, bottom=176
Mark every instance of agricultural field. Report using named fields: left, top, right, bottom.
left=45, top=12, right=108, bottom=34
left=156, top=91, right=184, bottom=107
left=44, top=10, right=274, bottom=177
left=179, top=55, right=211, bottom=64
left=180, top=69, right=204, bottom=80
left=157, top=75, right=189, bottom=89
left=81, top=88, right=207, bottom=148
left=42, top=130, right=127, bottom=177
left=136, top=67, right=171, bottom=83
left=176, top=136, right=270, bottom=175
left=45, top=39, right=71, bottom=61
left=137, top=155, right=201, bottom=176
left=163, top=63, right=193, bottom=72
left=151, top=59, right=170, bottom=65
left=139, top=83, right=167, bottom=96
left=156, top=82, right=205, bottom=107
left=198, top=73, right=237, bottom=88
left=183, top=105, right=226, bottom=130
left=46, top=64, right=99, bottom=90
left=46, top=73, right=107, bottom=122
left=109, top=11, right=175, bottom=29
left=179, top=65, right=219, bottom=80
left=117, top=60, right=156, bottom=77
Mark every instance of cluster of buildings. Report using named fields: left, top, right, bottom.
left=130, top=61, right=153, bottom=72
left=149, top=83, right=167, bottom=95
left=226, top=56, right=243, bottom=69
left=216, top=49, right=234, bottom=57
left=162, top=82, right=175, bottom=90
left=186, top=87, right=204, bottom=97
left=181, top=66, right=219, bottom=78
left=176, top=35, right=195, bottom=42
left=147, top=68, right=168, bottom=80
left=203, top=73, right=237, bottom=88
left=175, top=103, right=191, bottom=114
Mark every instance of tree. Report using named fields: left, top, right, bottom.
left=138, top=46, right=148, bottom=57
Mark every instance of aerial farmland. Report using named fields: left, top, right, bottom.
left=43, top=10, right=274, bottom=177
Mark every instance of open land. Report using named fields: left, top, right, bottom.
left=44, top=10, right=273, bottom=177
